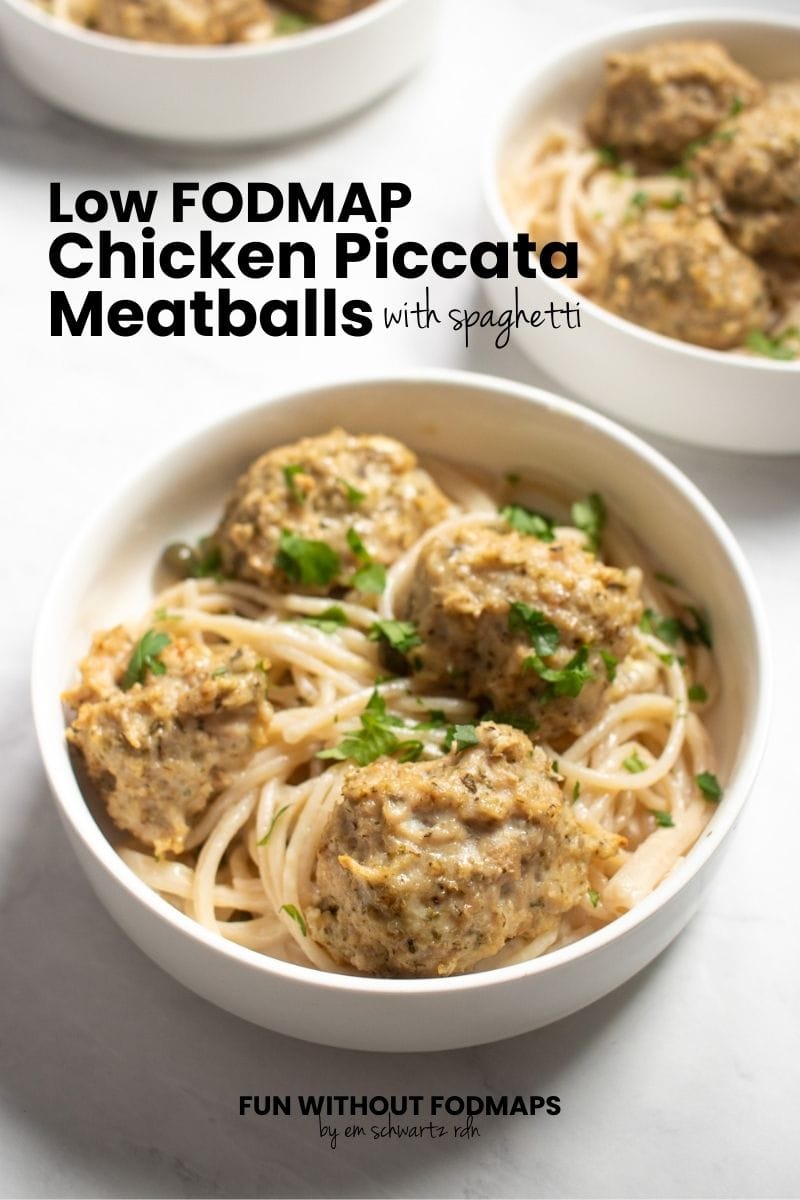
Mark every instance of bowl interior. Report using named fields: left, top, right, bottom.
left=34, top=373, right=768, bottom=988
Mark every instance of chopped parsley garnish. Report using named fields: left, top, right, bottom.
left=688, top=683, right=708, bottom=704
left=274, top=11, right=314, bottom=34
left=500, top=504, right=555, bottom=541
left=443, top=724, right=480, bottom=753
left=667, top=162, right=695, bottom=180
left=653, top=810, right=675, bottom=828
left=282, top=463, right=307, bottom=503
left=572, top=780, right=581, bottom=802
left=640, top=607, right=712, bottom=649
left=121, top=629, right=170, bottom=691
left=587, top=887, right=600, bottom=908
left=300, top=606, right=348, bottom=633
left=600, top=649, right=618, bottom=682
left=191, top=538, right=224, bottom=580
left=623, top=751, right=647, bottom=774
left=396, top=741, right=424, bottom=763
left=658, top=190, right=685, bottom=210
left=729, top=94, right=743, bottom=117
left=153, top=606, right=181, bottom=622
left=524, top=645, right=595, bottom=699
left=369, top=619, right=421, bottom=654
left=571, top=492, right=606, bottom=553
left=696, top=771, right=723, bottom=802
left=211, top=666, right=229, bottom=678
left=659, top=652, right=675, bottom=666
left=317, top=690, right=416, bottom=767
left=508, top=602, right=560, bottom=657
left=275, top=529, right=340, bottom=587
left=346, top=527, right=386, bottom=594
left=481, top=711, right=539, bottom=733
left=683, top=127, right=736, bottom=163
left=352, top=561, right=387, bottom=594
left=280, top=904, right=307, bottom=936
left=597, top=145, right=619, bottom=166
left=626, top=190, right=649, bottom=217
left=413, top=709, right=447, bottom=730
left=257, top=804, right=291, bottom=847
left=339, top=478, right=366, bottom=505
left=745, top=327, right=800, bottom=361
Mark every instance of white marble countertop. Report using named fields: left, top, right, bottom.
left=1, top=0, right=799, bottom=1195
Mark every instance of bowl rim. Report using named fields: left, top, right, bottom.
left=482, top=5, right=800, bottom=374
left=31, top=367, right=773, bottom=998
left=0, top=0, right=410, bottom=58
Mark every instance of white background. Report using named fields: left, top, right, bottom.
left=1, top=0, right=800, bottom=1196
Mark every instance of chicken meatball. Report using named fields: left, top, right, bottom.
left=592, top=209, right=769, bottom=349
left=309, top=723, right=618, bottom=977
left=403, top=524, right=642, bottom=744
left=65, top=626, right=271, bottom=855
left=92, top=0, right=273, bottom=43
left=215, top=429, right=451, bottom=594
left=585, top=40, right=763, bottom=163
left=696, top=86, right=800, bottom=259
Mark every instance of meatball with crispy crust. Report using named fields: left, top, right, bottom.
left=309, top=723, right=618, bottom=977
left=215, top=429, right=452, bottom=594
left=696, top=85, right=800, bottom=259
left=403, top=524, right=642, bottom=744
left=65, top=627, right=271, bottom=855
left=92, top=0, right=274, bottom=44
left=592, top=209, right=769, bottom=349
left=585, top=40, right=763, bottom=163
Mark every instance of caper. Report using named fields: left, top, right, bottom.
left=162, top=541, right=196, bottom=578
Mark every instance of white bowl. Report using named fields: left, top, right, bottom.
left=0, top=0, right=438, bottom=142
left=482, top=10, right=800, bottom=454
left=31, top=370, right=770, bottom=1051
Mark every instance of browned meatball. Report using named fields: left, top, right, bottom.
left=309, top=723, right=617, bottom=977
left=215, top=429, right=451, bottom=594
left=592, top=209, right=769, bottom=349
left=585, top=40, right=763, bottom=163
left=93, top=0, right=273, bottom=43
left=65, top=627, right=271, bottom=855
left=403, top=524, right=642, bottom=744
left=696, top=85, right=800, bottom=259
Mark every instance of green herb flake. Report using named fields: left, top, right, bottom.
left=317, top=690, right=418, bottom=767
left=257, top=804, right=291, bottom=847
left=571, top=492, right=606, bottom=553
left=500, top=504, right=555, bottom=541
left=658, top=190, right=685, bottom=210
left=655, top=570, right=679, bottom=586
left=524, top=645, right=595, bottom=699
left=597, top=145, right=619, bottom=166
left=153, top=606, right=181, bottom=622
left=626, top=190, right=649, bottom=217
left=346, top=527, right=370, bottom=562
left=668, top=162, right=695, bottom=180
left=211, top=666, right=229, bottom=678
left=696, top=771, right=723, bottom=802
left=275, top=529, right=340, bottom=587
left=659, top=652, right=675, bottom=666
left=688, top=683, right=708, bottom=704
left=339, top=478, right=366, bottom=505
left=745, top=328, right=800, bottom=361
left=600, top=649, right=618, bottom=682
left=274, top=11, right=314, bottom=34
left=300, top=606, right=348, bottom=634
left=352, top=561, right=387, bottom=595
left=729, top=94, right=744, bottom=117
left=369, top=619, right=421, bottom=655
left=444, top=724, right=480, bottom=753
left=572, top=780, right=581, bottom=802
left=623, top=751, right=647, bottom=774
left=191, top=538, right=225, bottom=581
left=653, top=810, right=675, bottom=828
left=280, top=903, right=307, bottom=936
left=414, top=709, right=447, bottom=730
left=282, top=463, right=307, bottom=504
left=641, top=607, right=711, bottom=649
left=587, top=887, right=600, bottom=908
left=396, top=740, right=424, bottom=763
left=121, top=629, right=170, bottom=691
left=508, top=602, right=560, bottom=657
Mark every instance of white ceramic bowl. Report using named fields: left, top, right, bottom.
left=0, top=0, right=438, bottom=142
left=483, top=10, right=800, bottom=454
left=32, top=370, right=770, bottom=1051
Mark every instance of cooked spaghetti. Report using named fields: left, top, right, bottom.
left=502, top=40, right=800, bottom=360
left=64, top=430, right=723, bottom=978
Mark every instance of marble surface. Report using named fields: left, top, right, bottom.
left=1, top=0, right=799, bottom=1195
